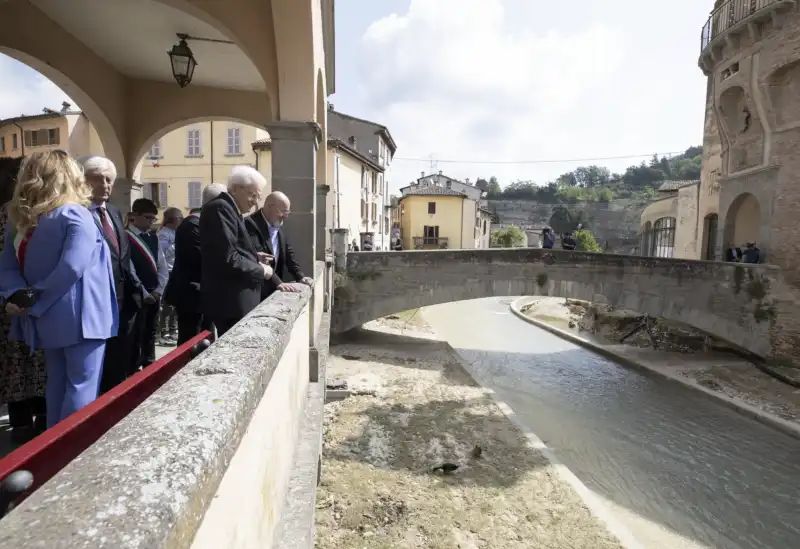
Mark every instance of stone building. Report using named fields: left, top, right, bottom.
left=639, top=180, right=702, bottom=259
left=696, top=0, right=800, bottom=274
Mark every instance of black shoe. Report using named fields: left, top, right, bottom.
left=9, top=426, right=36, bottom=446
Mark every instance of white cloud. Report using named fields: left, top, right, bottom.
left=0, top=54, right=74, bottom=120
left=353, top=0, right=710, bottom=190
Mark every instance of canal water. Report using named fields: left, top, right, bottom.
left=423, top=297, right=800, bottom=549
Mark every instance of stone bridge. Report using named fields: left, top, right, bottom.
left=331, top=247, right=798, bottom=359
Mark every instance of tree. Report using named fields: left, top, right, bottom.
left=491, top=225, right=526, bottom=248
left=574, top=229, right=601, bottom=252
left=548, top=206, right=577, bottom=234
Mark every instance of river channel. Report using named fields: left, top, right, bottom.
left=422, top=297, right=800, bottom=549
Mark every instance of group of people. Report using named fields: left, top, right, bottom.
left=0, top=151, right=311, bottom=443
left=725, top=242, right=761, bottom=263
left=541, top=227, right=576, bottom=250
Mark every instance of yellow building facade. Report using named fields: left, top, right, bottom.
left=0, top=104, right=104, bottom=160
left=399, top=186, right=489, bottom=250
left=138, top=121, right=269, bottom=215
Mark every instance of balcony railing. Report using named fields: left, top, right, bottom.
left=413, top=236, right=448, bottom=249
left=701, top=0, right=790, bottom=52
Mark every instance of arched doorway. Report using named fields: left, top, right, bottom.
left=703, top=213, right=719, bottom=260
left=724, top=192, right=760, bottom=249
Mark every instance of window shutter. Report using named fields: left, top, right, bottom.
left=159, top=183, right=168, bottom=208
left=142, top=184, right=152, bottom=200
left=24, top=131, right=31, bottom=147
left=38, top=129, right=48, bottom=145
left=235, top=128, right=241, bottom=154
left=188, top=181, right=201, bottom=208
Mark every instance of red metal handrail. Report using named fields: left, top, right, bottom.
left=0, top=331, right=212, bottom=510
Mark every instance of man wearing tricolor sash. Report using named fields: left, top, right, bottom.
left=127, top=198, right=169, bottom=372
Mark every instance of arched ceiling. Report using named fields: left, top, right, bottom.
left=32, top=0, right=267, bottom=92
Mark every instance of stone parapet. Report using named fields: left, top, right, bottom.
left=0, top=285, right=326, bottom=549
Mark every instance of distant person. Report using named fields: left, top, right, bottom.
left=157, top=207, right=183, bottom=346
left=127, top=198, right=169, bottom=371
left=725, top=246, right=743, bottom=262
left=245, top=191, right=313, bottom=300
left=562, top=232, right=577, bottom=251
left=0, top=151, right=118, bottom=428
left=164, top=184, right=224, bottom=344
left=393, top=237, right=403, bottom=251
left=541, top=228, right=555, bottom=249
left=200, top=166, right=273, bottom=336
left=742, top=242, right=760, bottom=264
left=362, top=236, right=373, bottom=251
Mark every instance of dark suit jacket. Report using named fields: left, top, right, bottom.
left=164, top=211, right=201, bottom=312
left=244, top=211, right=305, bottom=299
left=200, top=192, right=264, bottom=321
left=95, top=203, right=142, bottom=312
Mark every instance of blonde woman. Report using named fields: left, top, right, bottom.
left=0, top=151, right=118, bottom=428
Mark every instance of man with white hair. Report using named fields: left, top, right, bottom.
left=245, top=190, right=313, bottom=300
left=164, top=183, right=226, bottom=344
left=200, top=167, right=273, bottom=336
left=78, top=155, right=143, bottom=394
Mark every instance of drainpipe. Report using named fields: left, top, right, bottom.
left=209, top=121, right=214, bottom=182
left=459, top=198, right=464, bottom=248
left=12, top=122, right=24, bottom=156
left=335, top=152, right=341, bottom=229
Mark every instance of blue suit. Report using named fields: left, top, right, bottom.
left=0, top=203, right=118, bottom=427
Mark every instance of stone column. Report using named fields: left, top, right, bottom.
left=110, top=178, right=142, bottom=215
left=317, top=184, right=330, bottom=261
left=331, top=228, right=348, bottom=273
left=266, top=121, right=321, bottom=276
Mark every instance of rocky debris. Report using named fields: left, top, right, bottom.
left=569, top=300, right=725, bottom=353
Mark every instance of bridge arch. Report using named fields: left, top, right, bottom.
left=332, top=248, right=785, bottom=358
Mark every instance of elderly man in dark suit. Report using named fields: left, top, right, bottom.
left=200, top=166, right=274, bottom=336
left=78, top=155, right=143, bottom=394
left=164, top=183, right=226, bottom=344
left=245, top=191, right=313, bottom=300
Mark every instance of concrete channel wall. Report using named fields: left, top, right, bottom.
left=0, top=262, right=332, bottom=549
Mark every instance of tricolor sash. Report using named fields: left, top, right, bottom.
left=126, top=229, right=158, bottom=273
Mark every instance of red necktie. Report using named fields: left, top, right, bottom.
left=98, top=207, right=119, bottom=252
left=18, top=228, right=34, bottom=272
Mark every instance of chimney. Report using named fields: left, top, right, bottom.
left=61, top=101, right=71, bottom=113
left=348, top=136, right=357, bottom=146
left=421, top=171, right=425, bottom=177
left=438, top=170, right=443, bottom=175
left=465, top=177, right=470, bottom=184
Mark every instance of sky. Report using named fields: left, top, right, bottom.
left=0, top=0, right=713, bottom=193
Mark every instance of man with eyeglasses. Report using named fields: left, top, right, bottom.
left=200, top=166, right=273, bottom=336
left=127, top=198, right=169, bottom=372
